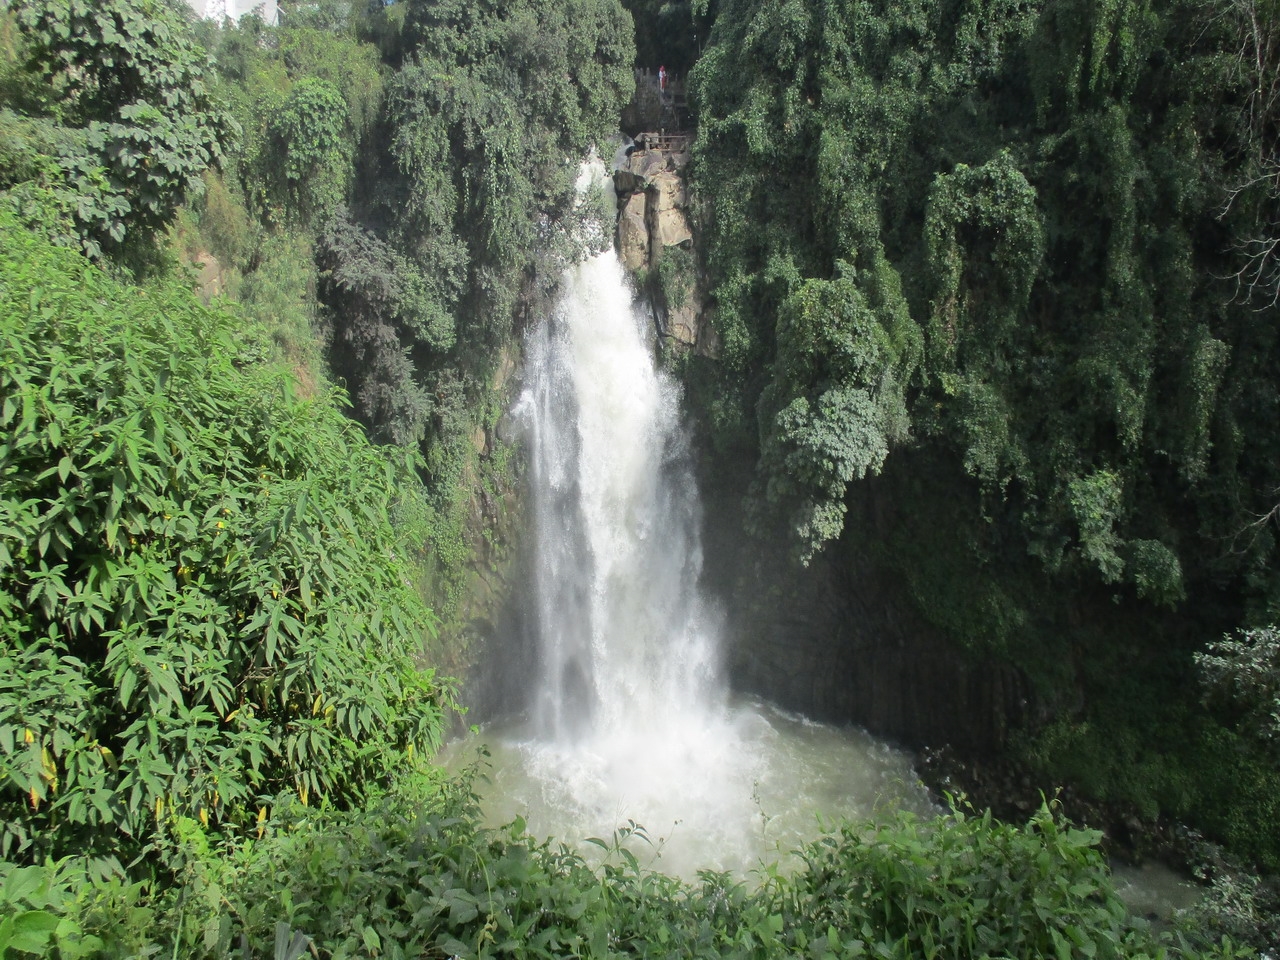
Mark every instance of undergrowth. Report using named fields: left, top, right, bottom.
left=0, top=766, right=1249, bottom=959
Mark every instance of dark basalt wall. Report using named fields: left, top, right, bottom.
left=703, top=471, right=1031, bottom=758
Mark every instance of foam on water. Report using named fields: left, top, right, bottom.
left=452, top=698, right=933, bottom=877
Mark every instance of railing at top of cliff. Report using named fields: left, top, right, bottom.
left=634, top=132, right=691, bottom=156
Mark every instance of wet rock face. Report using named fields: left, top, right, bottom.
left=700, top=471, right=1031, bottom=757
left=727, top=543, right=1030, bottom=755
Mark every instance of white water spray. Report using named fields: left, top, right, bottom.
left=450, top=165, right=933, bottom=876
left=525, top=249, right=721, bottom=743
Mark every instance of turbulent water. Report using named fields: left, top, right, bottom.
left=443, top=230, right=934, bottom=877
left=521, top=251, right=720, bottom=743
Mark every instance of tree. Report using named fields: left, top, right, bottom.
left=268, top=76, right=352, bottom=224
left=320, top=0, right=634, bottom=441
left=317, top=207, right=440, bottom=445
left=1198, top=625, right=1280, bottom=749
left=753, top=271, right=917, bottom=561
left=3, top=0, right=235, bottom=260
left=1216, top=0, right=1280, bottom=307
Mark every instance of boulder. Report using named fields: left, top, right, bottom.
left=613, top=168, right=639, bottom=195
left=617, top=191, right=649, bottom=271
left=651, top=205, right=692, bottom=251
left=629, top=150, right=666, bottom=187
left=649, top=170, right=687, bottom=212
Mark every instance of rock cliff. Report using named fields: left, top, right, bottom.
left=612, top=137, right=717, bottom=354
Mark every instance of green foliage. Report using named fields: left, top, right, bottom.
left=777, top=805, right=1177, bottom=960
left=689, top=0, right=1278, bottom=620
left=1215, top=0, right=1279, bottom=309
left=1197, top=625, right=1280, bottom=749
left=317, top=206, right=439, bottom=445
left=268, top=76, right=352, bottom=225
left=1186, top=853, right=1280, bottom=954
left=377, top=0, right=635, bottom=365
left=754, top=273, right=914, bottom=560
left=923, top=152, right=1044, bottom=377
left=2, top=0, right=234, bottom=261
left=1018, top=639, right=1280, bottom=873
left=221, top=231, right=328, bottom=396
left=31, top=768, right=1237, bottom=959
left=197, top=8, right=384, bottom=236
left=279, top=22, right=384, bottom=144
left=0, top=215, right=453, bottom=871
left=650, top=243, right=696, bottom=313
left=687, top=0, right=1280, bottom=874
left=1067, top=470, right=1126, bottom=584
left=0, top=859, right=122, bottom=958
left=285, top=0, right=636, bottom=615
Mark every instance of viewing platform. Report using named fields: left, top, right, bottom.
left=632, top=131, right=692, bottom=158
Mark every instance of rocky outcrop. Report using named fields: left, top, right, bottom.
left=612, top=136, right=717, bottom=355
left=618, top=192, right=649, bottom=272
left=611, top=138, right=693, bottom=272
left=646, top=171, right=692, bottom=256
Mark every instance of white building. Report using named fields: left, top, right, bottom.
left=184, top=0, right=279, bottom=25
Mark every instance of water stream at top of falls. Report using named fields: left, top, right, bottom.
left=442, top=182, right=936, bottom=875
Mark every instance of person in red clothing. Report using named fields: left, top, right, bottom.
left=658, top=64, right=667, bottom=97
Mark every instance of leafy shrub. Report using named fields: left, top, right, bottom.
left=753, top=272, right=915, bottom=560
left=0, top=212, right=454, bottom=872
left=0, top=861, right=88, bottom=958
left=774, top=805, right=1200, bottom=960
left=268, top=76, right=352, bottom=226
left=4, top=0, right=235, bottom=260
left=87, top=776, right=1239, bottom=960
left=1197, top=626, right=1280, bottom=749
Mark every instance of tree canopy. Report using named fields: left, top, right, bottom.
left=1, top=0, right=234, bottom=263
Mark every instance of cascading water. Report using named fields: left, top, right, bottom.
left=447, top=163, right=934, bottom=877
left=525, top=248, right=721, bottom=744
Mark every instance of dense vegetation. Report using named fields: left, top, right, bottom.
left=0, top=775, right=1247, bottom=959
left=681, top=0, right=1280, bottom=929
left=1, top=0, right=1278, bottom=954
left=173, top=0, right=635, bottom=619
left=0, top=0, right=234, bottom=266
left=0, top=211, right=454, bottom=868
left=690, top=0, right=1278, bottom=580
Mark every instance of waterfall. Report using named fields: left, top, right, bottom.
left=523, top=250, right=721, bottom=744
left=452, top=163, right=933, bottom=877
